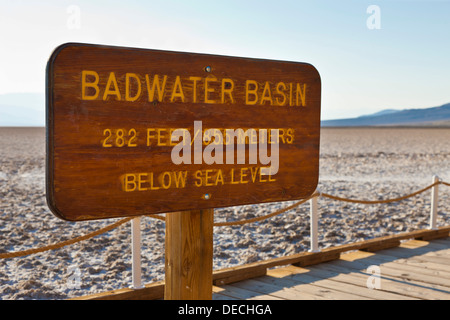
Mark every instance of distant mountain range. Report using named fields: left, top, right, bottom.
left=0, top=93, right=45, bottom=126
left=322, top=102, right=450, bottom=127
left=1, top=92, right=449, bottom=128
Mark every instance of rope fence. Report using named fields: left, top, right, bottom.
left=0, top=178, right=448, bottom=260
left=321, top=182, right=438, bottom=205
left=0, top=217, right=133, bottom=259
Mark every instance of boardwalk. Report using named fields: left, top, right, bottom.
left=212, top=238, right=450, bottom=300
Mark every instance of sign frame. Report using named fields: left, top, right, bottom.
left=46, top=42, right=321, bottom=221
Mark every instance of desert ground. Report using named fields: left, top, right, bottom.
left=0, top=127, right=449, bottom=299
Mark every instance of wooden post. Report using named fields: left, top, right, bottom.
left=131, top=217, right=143, bottom=289
left=309, top=191, right=320, bottom=253
left=429, top=175, right=439, bottom=230
left=165, top=209, right=214, bottom=300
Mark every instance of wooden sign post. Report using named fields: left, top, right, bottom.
left=165, top=209, right=214, bottom=300
left=46, top=43, right=321, bottom=300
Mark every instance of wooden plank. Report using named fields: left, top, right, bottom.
left=343, top=252, right=450, bottom=281
left=268, top=266, right=373, bottom=300
left=213, top=265, right=267, bottom=286
left=212, top=293, right=239, bottom=300
left=401, top=239, right=450, bottom=250
left=276, top=266, right=377, bottom=300
left=292, top=252, right=341, bottom=267
left=338, top=251, right=450, bottom=289
left=263, top=271, right=366, bottom=300
left=216, top=284, right=283, bottom=300
left=370, top=252, right=450, bottom=273
left=361, top=240, right=401, bottom=252
left=212, top=287, right=239, bottom=300
left=377, top=247, right=450, bottom=264
left=428, top=238, right=450, bottom=246
left=357, top=251, right=450, bottom=279
left=292, top=269, right=395, bottom=300
left=70, top=281, right=165, bottom=300
left=334, top=252, right=450, bottom=299
left=415, top=229, right=449, bottom=241
left=301, top=265, right=417, bottom=300
left=351, top=242, right=450, bottom=272
left=229, top=278, right=319, bottom=300
left=165, top=209, right=214, bottom=300
left=46, top=43, right=321, bottom=221
left=399, top=240, right=450, bottom=254
left=313, top=261, right=445, bottom=300
left=254, top=276, right=325, bottom=300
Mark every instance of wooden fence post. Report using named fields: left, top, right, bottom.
left=429, top=175, right=439, bottom=230
left=131, top=217, right=143, bottom=289
left=165, top=209, right=214, bottom=300
left=309, top=191, right=320, bottom=253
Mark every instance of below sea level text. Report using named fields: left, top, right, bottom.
left=121, top=166, right=276, bottom=192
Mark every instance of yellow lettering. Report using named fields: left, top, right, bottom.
left=194, top=170, right=202, bottom=187
left=245, top=80, right=258, bottom=105
left=147, top=128, right=157, bottom=146
left=123, top=173, right=137, bottom=192
left=237, top=130, right=248, bottom=145
left=275, top=82, right=287, bottom=106
left=259, top=169, right=267, bottom=182
left=212, top=128, right=222, bottom=145
left=157, top=128, right=167, bottom=146
left=215, top=169, right=224, bottom=185
left=269, top=172, right=276, bottom=182
left=260, top=81, right=273, bottom=105
left=102, top=128, right=113, bottom=147
left=81, top=70, right=100, bottom=100
left=125, top=73, right=141, bottom=102
left=250, top=167, right=259, bottom=183
left=205, top=169, right=214, bottom=186
left=286, top=128, right=294, bottom=144
left=103, top=72, right=121, bottom=101
left=189, top=76, right=202, bottom=103
left=146, top=74, right=167, bottom=102
left=296, top=83, right=306, bottom=106
left=160, top=172, right=171, bottom=189
left=204, top=77, right=217, bottom=104
left=121, top=171, right=190, bottom=192
left=138, top=173, right=148, bottom=191
left=149, top=173, right=160, bottom=190
left=221, top=78, right=235, bottom=104
left=190, top=128, right=202, bottom=146
left=250, top=129, right=257, bottom=144
left=278, top=128, right=286, bottom=144
left=289, top=83, right=293, bottom=106
left=171, top=76, right=185, bottom=102
left=230, top=169, right=240, bottom=184
left=240, top=167, right=249, bottom=184
left=173, top=171, right=187, bottom=188
left=169, top=128, right=178, bottom=146
left=183, top=128, right=190, bottom=146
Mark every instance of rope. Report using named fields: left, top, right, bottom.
left=0, top=217, right=132, bottom=259
left=144, top=192, right=317, bottom=227
left=146, top=214, right=165, bottom=222
left=214, top=194, right=315, bottom=227
left=0, top=181, right=448, bottom=259
left=321, top=181, right=440, bottom=204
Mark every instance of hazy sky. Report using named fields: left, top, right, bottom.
left=0, top=0, right=449, bottom=120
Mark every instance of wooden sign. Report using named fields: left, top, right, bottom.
left=46, top=43, right=321, bottom=221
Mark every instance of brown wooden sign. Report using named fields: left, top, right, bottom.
left=46, top=43, right=321, bottom=221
